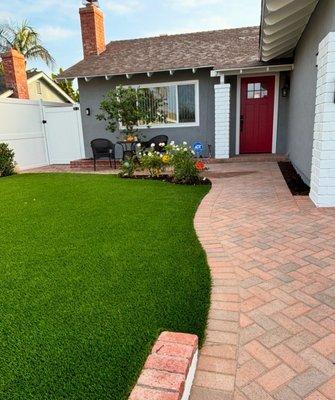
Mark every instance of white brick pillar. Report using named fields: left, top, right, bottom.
left=310, top=32, right=335, bottom=207
left=214, top=83, right=230, bottom=158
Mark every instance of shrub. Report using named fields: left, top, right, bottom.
left=119, top=156, right=137, bottom=178
left=172, top=157, right=199, bottom=184
left=0, top=143, right=16, bottom=177
left=139, top=144, right=165, bottom=178
left=166, top=142, right=200, bottom=184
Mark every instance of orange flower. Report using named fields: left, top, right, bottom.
left=195, top=161, right=206, bottom=171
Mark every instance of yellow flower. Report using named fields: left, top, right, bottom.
left=162, top=154, right=170, bottom=164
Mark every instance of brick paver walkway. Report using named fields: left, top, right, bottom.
left=191, top=162, right=335, bottom=400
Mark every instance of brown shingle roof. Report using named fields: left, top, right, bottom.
left=60, top=26, right=263, bottom=78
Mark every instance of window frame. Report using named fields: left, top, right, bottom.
left=121, top=80, right=200, bottom=129
left=246, top=82, right=268, bottom=99
left=36, top=81, right=42, bottom=95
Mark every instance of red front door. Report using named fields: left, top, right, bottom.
left=240, top=76, right=275, bottom=153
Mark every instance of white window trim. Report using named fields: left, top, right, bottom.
left=121, top=80, right=200, bottom=129
left=235, top=73, right=279, bottom=155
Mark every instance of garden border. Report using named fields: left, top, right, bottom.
left=129, top=331, right=198, bottom=400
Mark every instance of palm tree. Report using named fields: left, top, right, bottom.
left=0, top=20, right=55, bottom=68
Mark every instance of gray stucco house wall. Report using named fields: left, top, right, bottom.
left=286, top=0, right=335, bottom=184
left=78, top=68, right=219, bottom=158
left=79, top=68, right=290, bottom=159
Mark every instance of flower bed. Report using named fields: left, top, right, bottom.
left=120, top=141, right=208, bottom=185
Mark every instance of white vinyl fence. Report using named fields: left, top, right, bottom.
left=0, top=98, right=85, bottom=170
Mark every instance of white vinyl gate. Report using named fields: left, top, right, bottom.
left=43, top=105, right=85, bottom=164
left=0, top=98, right=85, bottom=169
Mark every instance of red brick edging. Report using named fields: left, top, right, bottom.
left=129, top=331, right=198, bottom=400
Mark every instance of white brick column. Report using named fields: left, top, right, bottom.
left=310, top=32, right=335, bottom=207
left=214, top=83, right=230, bottom=158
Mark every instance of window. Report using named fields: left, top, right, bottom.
left=36, top=81, right=42, bottom=95
left=247, top=82, right=268, bottom=99
left=140, top=86, right=178, bottom=124
left=178, top=84, right=196, bottom=123
left=127, top=81, right=199, bottom=128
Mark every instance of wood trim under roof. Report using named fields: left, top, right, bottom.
left=260, top=0, right=319, bottom=62
left=211, top=63, right=294, bottom=77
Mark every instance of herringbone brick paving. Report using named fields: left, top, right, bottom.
left=190, top=162, right=335, bottom=400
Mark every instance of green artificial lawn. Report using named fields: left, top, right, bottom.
left=0, top=173, right=211, bottom=400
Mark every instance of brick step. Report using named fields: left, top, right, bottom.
left=216, top=154, right=288, bottom=163
left=191, top=155, right=288, bottom=164
left=70, top=158, right=121, bottom=169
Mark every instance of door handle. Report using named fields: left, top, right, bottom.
left=240, top=115, right=244, bottom=133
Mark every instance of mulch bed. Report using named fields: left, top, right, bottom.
left=278, top=161, right=310, bottom=196
left=120, top=174, right=211, bottom=185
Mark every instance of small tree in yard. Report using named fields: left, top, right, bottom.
left=0, top=143, right=16, bottom=177
left=96, top=86, right=165, bottom=140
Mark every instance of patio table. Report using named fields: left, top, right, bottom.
left=117, top=140, right=139, bottom=160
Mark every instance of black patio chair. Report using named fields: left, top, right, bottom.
left=141, top=135, right=169, bottom=152
left=91, top=138, right=116, bottom=171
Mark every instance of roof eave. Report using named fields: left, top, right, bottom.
left=211, top=63, right=294, bottom=77
left=0, top=89, right=14, bottom=98
left=260, top=0, right=319, bottom=62
left=58, top=65, right=215, bottom=81
left=28, top=72, right=75, bottom=104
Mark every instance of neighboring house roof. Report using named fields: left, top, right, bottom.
left=0, top=75, right=13, bottom=97
left=26, top=69, right=42, bottom=80
left=260, top=0, right=319, bottom=62
left=60, top=26, right=267, bottom=79
left=0, top=69, right=75, bottom=103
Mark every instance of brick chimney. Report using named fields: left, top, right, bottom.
left=2, top=49, right=29, bottom=99
left=79, top=3, right=106, bottom=59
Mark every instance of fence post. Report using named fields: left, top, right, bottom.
left=39, top=99, right=51, bottom=165
left=74, top=103, right=85, bottom=159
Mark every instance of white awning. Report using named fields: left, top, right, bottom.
left=260, top=0, right=319, bottom=62
left=211, top=64, right=294, bottom=77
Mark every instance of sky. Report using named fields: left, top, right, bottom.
left=0, top=0, right=262, bottom=74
